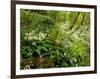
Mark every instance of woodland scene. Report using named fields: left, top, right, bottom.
left=20, top=9, right=90, bottom=69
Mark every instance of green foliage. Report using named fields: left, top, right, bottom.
left=20, top=9, right=90, bottom=69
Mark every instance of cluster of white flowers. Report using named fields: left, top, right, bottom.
left=38, top=32, right=46, bottom=40
left=24, top=65, right=30, bottom=69
left=24, top=31, right=46, bottom=41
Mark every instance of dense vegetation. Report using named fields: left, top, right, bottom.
left=20, top=9, right=90, bottom=69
